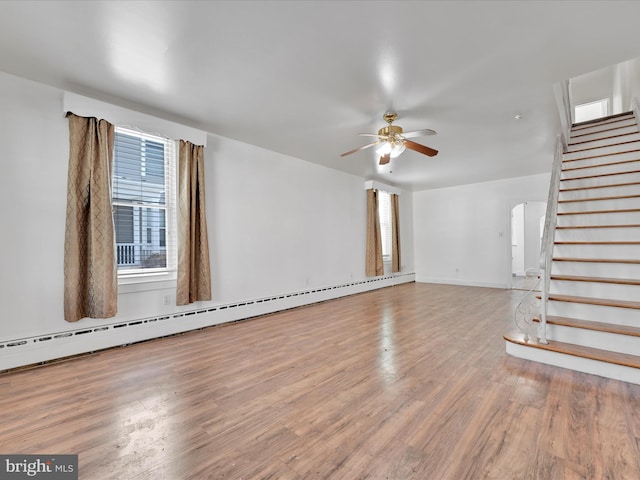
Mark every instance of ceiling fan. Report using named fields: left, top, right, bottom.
left=341, top=112, right=438, bottom=165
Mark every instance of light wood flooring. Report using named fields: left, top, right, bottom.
left=2, top=282, right=640, bottom=479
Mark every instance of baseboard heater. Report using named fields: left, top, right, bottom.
left=0, top=273, right=415, bottom=372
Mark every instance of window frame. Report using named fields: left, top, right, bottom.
left=378, top=190, right=392, bottom=261
left=574, top=98, right=609, bottom=123
left=112, top=126, right=178, bottom=282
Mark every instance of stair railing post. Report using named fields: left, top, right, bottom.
left=538, top=136, right=564, bottom=344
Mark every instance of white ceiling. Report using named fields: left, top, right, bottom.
left=1, top=1, right=639, bottom=191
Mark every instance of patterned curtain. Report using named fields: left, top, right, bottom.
left=64, top=113, right=117, bottom=322
left=176, top=140, right=212, bottom=305
left=365, top=189, right=383, bottom=277
left=391, top=193, right=401, bottom=273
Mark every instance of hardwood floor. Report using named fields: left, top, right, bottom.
left=2, top=282, right=640, bottom=479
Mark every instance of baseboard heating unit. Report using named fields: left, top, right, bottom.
left=1, top=273, right=415, bottom=372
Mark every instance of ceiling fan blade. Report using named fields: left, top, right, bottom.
left=379, top=153, right=391, bottom=165
left=401, top=128, right=437, bottom=139
left=404, top=139, right=438, bottom=157
left=358, top=133, right=390, bottom=139
left=340, top=141, right=380, bottom=157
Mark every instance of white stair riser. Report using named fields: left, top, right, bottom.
left=556, top=211, right=640, bottom=226
left=563, top=150, right=640, bottom=170
left=550, top=280, right=640, bottom=302
left=553, top=243, right=640, bottom=258
left=569, top=125, right=639, bottom=144
left=551, top=260, right=640, bottom=279
left=560, top=171, right=640, bottom=189
left=546, top=300, right=640, bottom=327
left=559, top=183, right=640, bottom=201
left=555, top=226, right=640, bottom=242
left=571, top=117, right=636, bottom=136
left=545, top=323, right=640, bottom=356
left=566, top=133, right=640, bottom=152
left=558, top=197, right=640, bottom=213
left=505, top=341, right=640, bottom=385
left=563, top=141, right=640, bottom=162
left=562, top=160, right=640, bottom=179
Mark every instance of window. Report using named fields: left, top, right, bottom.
left=574, top=98, right=609, bottom=123
left=112, top=127, right=176, bottom=276
left=378, top=190, right=392, bottom=259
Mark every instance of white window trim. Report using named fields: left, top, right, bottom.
left=113, top=127, right=178, bottom=282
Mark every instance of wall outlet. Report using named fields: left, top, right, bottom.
left=163, top=294, right=171, bottom=306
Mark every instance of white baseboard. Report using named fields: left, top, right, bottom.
left=0, top=273, right=415, bottom=372
left=415, top=276, right=506, bottom=289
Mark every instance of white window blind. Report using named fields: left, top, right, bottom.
left=112, top=127, right=177, bottom=276
left=574, top=99, right=609, bottom=123
left=378, top=190, right=392, bottom=258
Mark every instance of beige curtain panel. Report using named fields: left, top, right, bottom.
left=63, top=113, right=118, bottom=322
left=177, top=140, right=212, bottom=305
left=365, top=189, right=383, bottom=277
left=391, top=193, right=401, bottom=273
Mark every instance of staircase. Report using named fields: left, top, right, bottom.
left=505, top=111, right=640, bottom=385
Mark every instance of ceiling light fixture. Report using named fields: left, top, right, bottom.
left=375, top=112, right=406, bottom=158
left=376, top=138, right=406, bottom=158
left=514, top=114, right=523, bottom=120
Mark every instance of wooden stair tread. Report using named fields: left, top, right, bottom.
left=562, top=148, right=640, bottom=163
left=542, top=315, right=640, bottom=337
left=571, top=125, right=639, bottom=140
left=556, top=223, right=640, bottom=229
left=553, top=257, right=640, bottom=264
left=566, top=139, right=640, bottom=154
left=560, top=181, right=640, bottom=192
left=547, top=293, right=640, bottom=310
left=554, top=240, right=640, bottom=245
left=557, top=209, right=640, bottom=216
left=559, top=194, right=640, bottom=203
left=504, top=332, right=640, bottom=369
left=561, top=168, right=640, bottom=181
left=568, top=132, right=639, bottom=147
left=562, top=157, right=640, bottom=172
left=551, top=274, right=640, bottom=286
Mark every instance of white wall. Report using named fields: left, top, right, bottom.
left=571, top=56, right=640, bottom=116
left=413, top=174, right=550, bottom=288
left=0, top=71, right=414, bottom=368
left=570, top=65, right=616, bottom=113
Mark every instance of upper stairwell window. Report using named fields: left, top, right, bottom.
left=574, top=98, right=609, bottom=123
left=113, top=127, right=176, bottom=278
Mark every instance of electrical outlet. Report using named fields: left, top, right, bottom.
left=163, top=295, right=171, bottom=306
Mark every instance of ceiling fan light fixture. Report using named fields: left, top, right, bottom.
left=376, top=140, right=406, bottom=158
left=340, top=112, right=437, bottom=160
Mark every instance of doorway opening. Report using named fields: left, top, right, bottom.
left=511, top=201, right=546, bottom=291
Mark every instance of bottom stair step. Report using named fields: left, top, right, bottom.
left=535, top=316, right=640, bottom=337
left=504, top=332, right=640, bottom=369
left=504, top=332, right=640, bottom=385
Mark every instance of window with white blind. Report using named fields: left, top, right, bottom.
left=378, top=190, right=392, bottom=259
left=574, top=98, right=609, bottom=123
left=112, top=127, right=176, bottom=276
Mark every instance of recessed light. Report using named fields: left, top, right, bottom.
left=514, top=114, right=523, bottom=120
